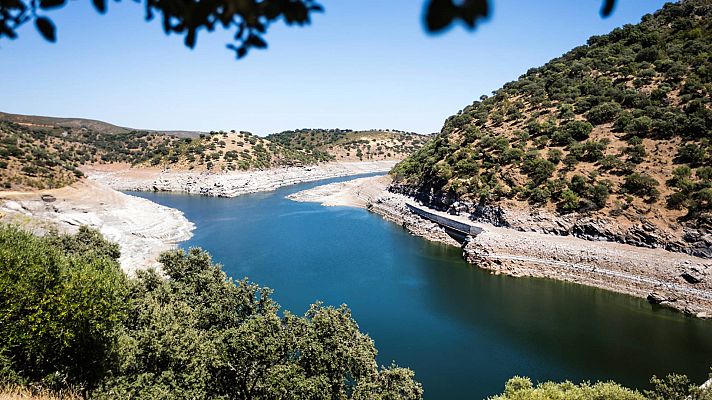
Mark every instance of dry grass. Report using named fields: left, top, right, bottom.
left=0, top=386, right=81, bottom=400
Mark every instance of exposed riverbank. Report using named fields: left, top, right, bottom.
left=0, top=161, right=397, bottom=272
left=84, top=161, right=397, bottom=197
left=0, top=180, right=194, bottom=273
left=289, top=175, right=712, bottom=318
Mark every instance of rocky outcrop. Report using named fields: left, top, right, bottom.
left=388, top=183, right=711, bottom=259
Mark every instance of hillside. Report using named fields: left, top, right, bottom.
left=0, top=114, right=430, bottom=190
left=267, top=128, right=431, bottom=162
left=393, top=0, right=712, bottom=257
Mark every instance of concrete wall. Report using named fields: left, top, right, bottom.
left=406, top=204, right=482, bottom=236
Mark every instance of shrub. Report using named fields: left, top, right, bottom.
left=691, top=188, right=712, bottom=212
left=623, top=173, right=660, bottom=201
left=562, top=120, right=594, bottom=141
left=0, top=225, right=128, bottom=389
left=547, top=149, right=563, bottom=164
left=626, top=116, right=653, bottom=136
left=490, top=376, right=645, bottom=400
left=558, top=189, right=580, bottom=212
left=586, top=102, right=622, bottom=125
left=675, top=143, right=706, bottom=166
left=521, top=157, right=555, bottom=186
left=624, top=136, right=647, bottom=164
left=528, top=187, right=551, bottom=204
left=696, top=167, right=712, bottom=182
left=590, top=182, right=610, bottom=209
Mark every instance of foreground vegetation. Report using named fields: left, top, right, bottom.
left=0, top=224, right=709, bottom=399
left=394, top=0, right=712, bottom=230
left=0, top=225, right=422, bottom=399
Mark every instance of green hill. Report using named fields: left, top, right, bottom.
left=267, top=128, right=431, bottom=162
left=393, top=0, right=712, bottom=256
left=0, top=114, right=430, bottom=190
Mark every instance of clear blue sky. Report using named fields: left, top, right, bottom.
left=1, top=0, right=669, bottom=135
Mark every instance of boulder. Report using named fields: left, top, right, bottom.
left=647, top=292, right=676, bottom=305
left=681, top=269, right=704, bottom=284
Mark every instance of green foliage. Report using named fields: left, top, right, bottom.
left=521, top=157, right=555, bottom=187
left=624, top=136, right=647, bottom=164
left=0, top=226, right=422, bottom=399
left=0, top=225, right=128, bottom=389
left=675, top=143, right=706, bottom=166
left=562, top=120, right=594, bottom=141
left=489, top=376, right=645, bottom=400
left=394, top=0, right=712, bottom=221
left=101, top=248, right=423, bottom=400
left=558, top=189, right=580, bottom=212
left=645, top=372, right=712, bottom=400
left=623, top=172, right=660, bottom=202
left=586, top=102, right=622, bottom=125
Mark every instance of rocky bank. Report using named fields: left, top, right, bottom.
left=290, top=175, right=712, bottom=318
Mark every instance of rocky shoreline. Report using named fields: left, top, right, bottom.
left=84, top=161, right=397, bottom=197
left=289, top=176, right=712, bottom=318
left=0, top=180, right=194, bottom=273
left=389, top=184, right=712, bottom=259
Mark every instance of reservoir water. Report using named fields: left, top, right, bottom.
left=129, top=175, right=712, bottom=399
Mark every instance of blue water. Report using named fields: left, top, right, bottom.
left=128, top=175, right=712, bottom=399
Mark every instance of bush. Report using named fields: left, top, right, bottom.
left=490, top=376, right=645, bottom=400
left=626, top=116, right=653, bottom=136
left=1, top=227, right=423, bottom=399
left=586, top=102, right=622, bottom=125
left=562, top=120, right=594, bottom=141
left=521, top=157, right=555, bottom=186
left=0, top=225, right=128, bottom=389
left=624, top=136, right=647, bottom=164
left=97, top=248, right=422, bottom=400
left=675, top=143, right=706, bottom=166
left=623, top=173, right=660, bottom=202
left=558, top=189, right=580, bottom=212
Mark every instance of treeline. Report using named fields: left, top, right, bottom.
left=394, top=0, right=712, bottom=224
left=0, top=122, right=335, bottom=190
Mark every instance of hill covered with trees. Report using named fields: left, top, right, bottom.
left=0, top=115, right=430, bottom=191
left=393, top=0, right=712, bottom=257
left=267, top=128, right=431, bottom=162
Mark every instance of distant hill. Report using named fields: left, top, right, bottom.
left=0, top=112, right=205, bottom=138
left=0, top=114, right=430, bottom=190
left=0, top=112, right=132, bottom=135
left=393, top=0, right=712, bottom=255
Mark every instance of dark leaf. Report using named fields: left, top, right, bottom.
left=39, top=0, right=65, bottom=11
left=425, top=0, right=455, bottom=32
left=185, top=28, right=197, bottom=48
left=35, top=17, right=56, bottom=42
left=458, top=0, right=488, bottom=28
left=92, top=0, right=106, bottom=13
left=246, top=34, right=267, bottom=49
left=601, top=0, right=616, bottom=17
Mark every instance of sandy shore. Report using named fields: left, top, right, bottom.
left=84, top=161, right=397, bottom=197
left=0, top=180, right=194, bottom=273
left=289, top=175, right=712, bottom=318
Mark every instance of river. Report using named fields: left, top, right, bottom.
left=128, top=174, right=712, bottom=400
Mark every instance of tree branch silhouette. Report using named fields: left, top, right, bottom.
left=0, top=0, right=618, bottom=58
